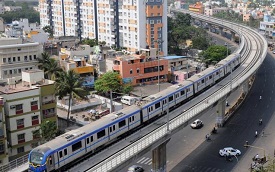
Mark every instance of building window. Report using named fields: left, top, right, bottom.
left=29, top=55, right=32, bottom=61
left=17, top=133, right=25, bottom=143
left=8, top=57, right=11, bottom=63
left=43, top=108, right=55, bottom=118
left=17, top=146, right=24, bottom=153
left=13, top=57, right=16, bottom=61
left=3, top=71, right=7, bottom=75
left=32, top=130, right=40, bottom=139
left=3, top=58, right=6, bottom=63
left=14, top=69, right=17, bottom=74
left=24, top=56, right=27, bottom=61
left=18, top=57, right=20, bottom=61
left=137, top=68, right=140, bottom=73
left=18, top=69, right=21, bottom=73
left=32, top=116, right=39, bottom=125
left=34, top=55, right=37, bottom=60
left=31, top=101, right=38, bottom=111
left=16, top=119, right=24, bottom=129
left=16, top=104, right=23, bottom=114
left=130, top=69, right=132, bottom=74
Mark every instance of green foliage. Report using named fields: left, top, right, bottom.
left=122, top=84, right=133, bottom=94
left=38, top=52, right=62, bottom=80
left=81, top=38, right=98, bottom=47
left=200, top=45, right=230, bottom=64
left=55, top=70, right=89, bottom=127
left=43, top=26, right=53, bottom=38
left=94, top=72, right=122, bottom=93
left=168, top=13, right=210, bottom=55
left=0, top=2, right=40, bottom=23
left=32, top=120, right=58, bottom=142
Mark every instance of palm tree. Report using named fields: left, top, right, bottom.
left=44, top=58, right=62, bottom=80
left=38, top=52, right=51, bottom=71
left=55, top=70, right=88, bottom=127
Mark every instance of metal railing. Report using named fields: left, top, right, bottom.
left=0, top=154, right=28, bottom=172
left=87, top=12, right=267, bottom=172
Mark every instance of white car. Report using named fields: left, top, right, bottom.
left=190, top=119, right=203, bottom=129
left=127, top=165, right=144, bottom=172
left=219, top=147, right=241, bottom=156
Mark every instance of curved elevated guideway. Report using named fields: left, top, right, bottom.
left=82, top=10, right=268, bottom=172
left=9, top=10, right=268, bottom=172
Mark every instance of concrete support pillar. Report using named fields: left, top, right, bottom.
left=208, top=24, right=212, bottom=32
left=242, top=80, right=249, bottom=94
left=151, top=139, right=170, bottom=172
left=231, top=31, right=235, bottom=41
left=219, top=26, right=223, bottom=35
left=216, top=96, right=226, bottom=127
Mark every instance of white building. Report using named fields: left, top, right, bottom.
left=0, top=38, right=43, bottom=82
left=0, top=70, right=57, bottom=160
left=39, top=0, right=168, bottom=55
left=0, top=17, right=4, bottom=32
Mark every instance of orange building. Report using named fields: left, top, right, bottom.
left=112, top=48, right=168, bottom=85
left=189, top=2, right=204, bottom=14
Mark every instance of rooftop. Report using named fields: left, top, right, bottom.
left=163, top=56, right=188, bottom=60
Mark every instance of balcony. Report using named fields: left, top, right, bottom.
left=43, top=113, right=56, bottom=119
left=32, top=119, right=39, bottom=126
left=18, top=139, right=25, bottom=144
left=42, top=100, right=56, bottom=105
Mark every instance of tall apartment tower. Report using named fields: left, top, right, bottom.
left=39, top=0, right=167, bottom=55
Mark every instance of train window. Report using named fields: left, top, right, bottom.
left=59, top=151, right=63, bottom=158
left=181, top=90, right=185, bottom=95
left=187, top=88, right=190, bottom=92
left=119, top=120, right=126, bottom=128
left=129, top=117, right=132, bottom=122
left=109, top=127, right=112, bottom=132
left=97, top=129, right=106, bottom=139
left=206, top=78, right=208, bottom=81
left=169, top=96, right=173, bottom=102
left=216, top=71, right=219, bottom=75
left=209, top=75, right=212, bottom=79
left=197, top=82, right=200, bottom=86
left=87, top=138, right=90, bottom=144
left=113, top=125, right=115, bottom=131
left=132, top=116, right=134, bottom=121
left=72, top=141, right=82, bottom=152
left=155, top=102, right=160, bottom=109
left=148, top=107, right=150, bottom=112
left=202, top=79, right=204, bottom=83
left=64, top=149, right=67, bottom=156
left=90, top=136, right=93, bottom=142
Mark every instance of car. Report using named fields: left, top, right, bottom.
left=219, top=147, right=241, bottom=156
left=127, top=165, right=144, bottom=172
left=273, top=50, right=275, bottom=54
left=190, top=119, right=203, bottom=129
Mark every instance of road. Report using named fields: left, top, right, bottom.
left=169, top=52, right=275, bottom=172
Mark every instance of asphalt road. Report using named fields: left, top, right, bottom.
left=170, top=52, right=275, bottom=172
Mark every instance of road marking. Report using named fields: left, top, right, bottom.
left=137, top=157, right=146, bottom=163
left=143, top=158, right=152, bottom=165
left=139, top=157, right=150, bottom=164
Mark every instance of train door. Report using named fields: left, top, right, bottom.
left=46, top=154, right=55, bottom=172
left=58, top=149, right=66, bottom=167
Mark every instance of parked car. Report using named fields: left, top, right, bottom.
left=219, top=147, right=241, bottom=156
left=273, top=50, right=275, bottom=54
left=190, top=119, right=203, bottom=129
left=127, top=165, right=144, bottom=172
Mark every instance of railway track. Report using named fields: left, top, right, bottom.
left=70, top=12, right=267, bottom=172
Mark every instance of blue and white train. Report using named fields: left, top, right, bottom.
left=28, top=53, right=241, bottom=172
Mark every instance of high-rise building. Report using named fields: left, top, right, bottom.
left=39, top=0, right=167, bottom=55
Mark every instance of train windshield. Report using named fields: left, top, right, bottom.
left=30, top=152, right=44, bottom=165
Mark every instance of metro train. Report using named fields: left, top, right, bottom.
left=28, top=53, right=241, bottom=172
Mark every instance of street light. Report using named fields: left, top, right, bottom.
left=154, top=39, right=164, bottom=92
left=244, top=143, right=266, bottom=158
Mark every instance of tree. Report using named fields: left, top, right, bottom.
left=38, top=52, right=62, bottom=80
left=94, top=71, right=122, bottom=94
left=38, top=52, right=51, bottom=71
left=122, top=84, right=133, bottom=94
left=32, top=120, right=58, bottom=143
left=200, top=45, right=230, bottom=64
left=44, top=58, right=62, bottom=80
left=81, top=38, right=98, bottom=47
left=43, top=26, right=54, bottom=38
left=55, top=70, right=89, bottom=127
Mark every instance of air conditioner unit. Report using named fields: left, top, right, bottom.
left=10, top=105, right=15, bottom=109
